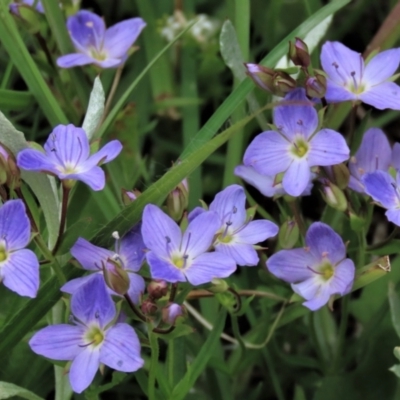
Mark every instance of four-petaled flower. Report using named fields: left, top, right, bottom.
left=348, top=128, right=391, bottom=193
left=320, top=41, right=400, bottom=110
left=267, top=222, right=355, bottom=310
left=17, top=124, right=122, bottom=191
left=208, top=185, right=279, bottom=266
left=29, top=275, right=144, bottom=393
left=363, top=170, right=400, bottom=226
left=243, top=88, right=350, bottom=197
left=141, top=204, right=236, bottom=285
left=62, top=224, right=146, bottom=303
left=57, top=10, right=146, bottom=69
left=0, top=200, right=39, bottom=298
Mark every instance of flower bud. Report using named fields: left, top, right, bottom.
left=166, top=178, right=189, bottom=221
left=289, top=38, right=310, bottom=68
left=278, top=219, right=299, bottom=249
left=272, top=71, right=297, bottom=97
left=305, top=70, right=327, bottom=98
left=147, top=280, right=168, bottom=300
left=121, top=188, right=141, bottom=205
left=207, top=278, right=229, bottom=293
left=102, top=258, right=130, bottom=296
left=320, top=180, right=347, bottom=212
left=245, top=63, right=275, bottom=92
left=141, top=299, right=158, bottom=315
left=324, top=164, right=350, bottom=190
left=0, top=144, right=21, bottom=189
left=162, top=303, right=185, bottom=325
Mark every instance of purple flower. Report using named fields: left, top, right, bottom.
left=267, top=222, right=355, bottom=310
left=209, top=185, right=279, bottom=266
left=363, top=170, right=400, bottom=226
left=348, top=128, right=391, bottom=193
left=141, top=204, right=236, bottom=285
left=10, top=0, right=44, bottom=15
left=0, top=200, right=39, bottom=298
left=234, top=164, right=314, bottom=197
left=320, top=41, right=400, bottom=110
left=243, top=89, right=349, bottom=197
left=62, top=225, right=145, bottom=303
left=57, top=11, right=146, bottom=69
left=29, top=275, right=144, bottom=393
left=17, top=124, right=122, bottom=191
left=162, top=303, right=185, bottom=325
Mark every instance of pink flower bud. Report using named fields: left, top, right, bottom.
left=162, top=303, right=185, bottom=325
left=147, top=280, right=168, bottom=300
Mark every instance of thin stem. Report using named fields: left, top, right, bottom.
left=367, top=226, right=399, bottom=251
left=148, top=331, right=159, bottom=400
left=153, top=325, right=175, bottom=334
left=52, top=185, right=70, bottom=255
left=228, top=287, right=242, bottom=313
left=169, top=283, right=178, bottom=302
left=102, top=65, right=124, bottom=123
left=124, top=294, right=147, bottom=322
left=186, top=289, right=286, bottom=302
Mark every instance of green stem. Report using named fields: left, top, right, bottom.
left=52, top=186, right=70, bottom=255
left=102, top=65, right=124, bottom=122
left=148, top=331, right=159, bottom=400
left=124, top=294, right=147, bottom=322
left=34, top=235, right=65, bottom=285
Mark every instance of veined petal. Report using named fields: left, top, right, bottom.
left=325, top=81, right=356, bottom=103
left=126, top=273, right=145, bottom=304
left=187, top=207, right=206, bottom=223
left=61, top=275, right=97, bottom=294
left=306, top=222, right=346, bottom=264
left=71, top=275, right=115, bottom=328
left=100, top=323, right=144, bottom=372
left=2, top=249, right=39, bottom=298
left=184, top=252, right=236, bottom=286
left=266, top=248, right=315, bottom=283
left=321, top=41, right=364, bottom=87
left=363, top=170, right=399, bottom=209
left=67, top=11, right=105, bottom=54
left=57, top=53, right=95, bottom=68
left=293, top=279, right=331, bottom=311
left=104, top=18, right=146, bottom=59
left=71, top=238, right=112, bottom=271
left=69, top=348, right=100, bottom=394
left=328, top=259, right=355, bottom=296
left=307, top=129, right=350, bottom=167
left=119, top=224, right=146, bottom=272
left=274, top=89, right=318, bottom=140
left=43, top=124, right=90, bottom=169
left=243, top=131, right=291, bottom=176
left=363, top=49, right=400, bottom=86
left=359, top=81, right=400, bottom=110
left=386, top=209, right=400, bottom=227
left=0, top=200, right=31, bottom=249
left=236, top=220, right=279, bottom=244
left=94, top=58, right=124, bottom=68
left=282, top=159, right=310, bottom=197
left=29, top=324, right=84, bottom=361
left=66, top=167, right=105, bottom=191
left=146, top=252, right=186, bottom=283
left=141, top=204, right=181, bottom=259
left=182, top=211, right=220, bottom=258
left=209, top=185, right=246, bottom=231
left=84, top=140, right=123, bottom=169
left=215, top=242, right=259, bottom=266
left=234, top=165, right=285, bottom=197
left=17, top=148, right=58, bottom=175
left=348, top=175, right=365, bottom=193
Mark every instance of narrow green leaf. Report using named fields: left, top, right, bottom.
left=0, top=112, right=60, bottom=248
left=0, top=3, right=68, bottom=125
left=82, top=77, right=105, bottom=140
left=389, top=282, right=400, bottom=339
left=0, top=382, right=44, bottom=400
left=181, top=0, right=351, bottom=159
left=0, top=89, right=34, bottom=110
left=170, top=309, right=227, bottom=400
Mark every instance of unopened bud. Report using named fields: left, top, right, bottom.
left=273, top=71, right=297, bottom=97
left=324, top=164, right=350, bottom=190
left=245, top=63, right=275, bottom=92
left=102, top=259, right=130, bottom=296
left=0, top=144, right=21, bottom=189
left=289, top=38, right=310, bottom=68
left=305, top=70, right=327, bottom=98
left=121, top=188, right=141, bottom=205
left=162, top=303, right=185, bottom=325
left=278, top=219, right=299, bottom=249
left=141, top=299, right=158, bottom=315
left=166, top=178, right=189, bottom=221
left=208, top=278, right=229, bottom=293
left=320, top=180, right=347, bottom=212
left=147, top=280, right=168, bottom=300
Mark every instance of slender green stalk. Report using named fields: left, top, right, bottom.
left=102, top=65, right=124, bottom=122
left=148, top=331, right=160, bottom=400
left=52, top=186, right=70, bottom=255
